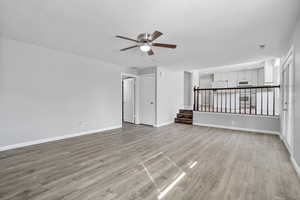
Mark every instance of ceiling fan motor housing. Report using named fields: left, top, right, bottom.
left=137, top=33, right=151, bottom=43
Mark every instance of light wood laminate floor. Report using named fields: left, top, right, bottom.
left=1, top=123, right=300, bottom=200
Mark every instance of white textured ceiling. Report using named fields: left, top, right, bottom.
left=0, top=0, right=299, bottom=69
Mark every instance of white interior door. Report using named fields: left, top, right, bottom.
left=282, top=54, right=294, bottom=151
left=123, top=78, right=135, bottom=123
left=184, top=72, right=193, bottom=109
left=140, top=74, right=155, bottom=126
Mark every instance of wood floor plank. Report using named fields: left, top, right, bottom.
left=0, top=123, right=299, bottom=200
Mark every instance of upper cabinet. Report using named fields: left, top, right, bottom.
left=237, top=71, right=248, bottom=82
left=208, top=59, right=279, bottom=88
left=258, top=68, right=265, bottom=85
left=237, top=70, right=258, bottom=85
left=263, top=59, right=280, bottom=85
left=227, top=72, right=237, bottom=87
left=264, top=60, right=274, bottom=84
left=214, top=69, right=262, bottom=87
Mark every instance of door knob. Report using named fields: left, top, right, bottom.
left=150, top=102, right=154, bottom=104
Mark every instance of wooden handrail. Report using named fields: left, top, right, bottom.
left=194, top=85, right=280, bottom=91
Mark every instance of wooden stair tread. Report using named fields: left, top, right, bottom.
left=175, top=118, right=192, bottom=121
left=177, top=113, right=193, bottom=119
left=175, top=109, right=193, bottom=125
left=175, top=118, right=192, bottom=124
left=179, top=109, right=193, bottom=114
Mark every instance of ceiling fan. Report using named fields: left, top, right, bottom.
left=116, top=31, right=177, bottom=56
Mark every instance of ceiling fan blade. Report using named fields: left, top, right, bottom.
left=152, top=43, right=177, bottom=49
left=148, top=49, right=154, bottom=56
left=120, top=45, right=138, bottom=51
left=116, top=35, right=139, bottom=42
left=150, top=31, right=163, bottom=41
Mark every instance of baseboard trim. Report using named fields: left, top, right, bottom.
left=280, top=135, right=293, bottom=155
left=193, top=123, right=279, bottom=135
left=0, top=125, right=122, bottom=152
left=279, top=133, right=300, bottom=180
left=155, top=121, right=174, bottom=128
left=291, top=156, right=300, bottom=179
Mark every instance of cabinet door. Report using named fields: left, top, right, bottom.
left=257, top=68, right=264, bottom=85
left=214, top=73, right=221, bottom=82
left=228, top=72, right=237, bottom=87
left=238, top=71, right=247, bottom=81
left=246, top=70, right=252, bottom=81
left=251, top=70, right=258, bottom=85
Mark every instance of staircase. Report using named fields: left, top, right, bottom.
left=174, top=109, right=193, bottom=125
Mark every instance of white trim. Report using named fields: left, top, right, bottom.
left=121, top=73, right=140, bottom=125
left=279, top=132, right=283, bottom=140
left=193, top=122, right=279, bottom=135
left=121, top=72, right=138, bottom=78
left=155, top=121, right=174, bottom=127
left=291, top=156, right=300, bottom=179
left=280, top=45, right=295, bottom=156
left=280, top=134, right=293, bottom=156
left=0, top=125, right=122, bottom=152
left=184, top=106, right=193, bottom=110
left=279, top=129, right=300, bottom=181
left=281, top=46, right=294, bottom=68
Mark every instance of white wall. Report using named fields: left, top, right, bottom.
left=193, top=112, right=280, bottom=134
left=192, top=70, right=200, bottom=87
left=138, top=67, right=156, bottom=75
left=156, top=67, right=184, bottom=126
left=290, top=18, right=300, bottom=167
left=0, top=37, right=123, bottom=149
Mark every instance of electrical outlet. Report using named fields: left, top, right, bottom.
left=79, top=121, right=87, bottom=129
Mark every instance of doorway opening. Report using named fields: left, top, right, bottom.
left=184, top=71, right=193, bottom=109
left=122, top=74, right=136, bottom=127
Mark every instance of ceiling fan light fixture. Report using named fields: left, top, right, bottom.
left=140, top=43, right=151, bottom=52
left=116, top=31, right=176, bottom=56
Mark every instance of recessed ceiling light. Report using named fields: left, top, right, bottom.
left=259, top=44, right=266, bottom=49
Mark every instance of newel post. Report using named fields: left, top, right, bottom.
left=193, top=86, right=196, bottom=111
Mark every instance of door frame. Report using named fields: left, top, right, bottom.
left=121, top=73, right=139, bottom=124
left=280, top=46, right=295, bottom=156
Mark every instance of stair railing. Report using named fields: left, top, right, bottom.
left=193, top=85, right=280, bottom=116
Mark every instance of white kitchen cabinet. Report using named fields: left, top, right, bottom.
left=258, top=68, right=264, bottom=85
left=227, top=72, right=237, bottom=87
left=250, top=70, right=258, bottom=86
left=238, top=71, right=248, bottom=82
left=264, top=60, right=274, bottom=84
left=213, top=73, right=221, bottom=82
left=213, top=69, right=261, bottom=87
